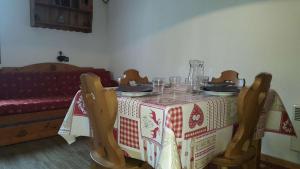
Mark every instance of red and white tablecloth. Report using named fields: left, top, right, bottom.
left=58, top=89, right=295, bottom=169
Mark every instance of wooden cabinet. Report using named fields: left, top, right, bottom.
left=30, top=0, right=93, bottom=33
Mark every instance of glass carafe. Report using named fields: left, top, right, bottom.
left=187, top=60, right=204, bottom=91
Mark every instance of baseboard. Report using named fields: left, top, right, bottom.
left=261, top=154, right=300, bottom=169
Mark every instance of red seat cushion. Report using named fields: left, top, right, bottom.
left=0, top=96, right=73, bottom=116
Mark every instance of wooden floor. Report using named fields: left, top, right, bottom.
left=208, top=162, right=288, bottom=169
left=0, top=136, right=92, bottom=169
left=0, top=136, right=289, bottom=169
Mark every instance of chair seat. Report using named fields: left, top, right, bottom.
left=211, top=147, right=256, bottom=167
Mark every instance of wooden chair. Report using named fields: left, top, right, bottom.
left=80, top=73, right=150, bottom=169
left=211, top=70, right=245, bottom=86
left=119, top=69, right=149, bottom=86
left=210, top=73, right=272, bottom=169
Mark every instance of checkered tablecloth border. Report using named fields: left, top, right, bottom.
left=184, top=127, right=208, bottom=139
left=74, top=90, right=88, bottom=116
left=118, top=97, right=141, bottom=118
left=119, top=116, right=140, bottom=149
left=166, top=106, right=183, bottom=138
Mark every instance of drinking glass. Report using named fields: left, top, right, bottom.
left=169, top=76, right=181, bottom=89
left=185, top=77, right=201, bottom=92
left=236, top=78, right=246, bottom=88
left=152, top=77, right=165, bottom=94
left=116, top=77, right=122, bottom=85
left=200, top=76, right=209, bottom=88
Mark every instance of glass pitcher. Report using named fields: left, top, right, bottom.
left=187, top=60, right=204, bottom=91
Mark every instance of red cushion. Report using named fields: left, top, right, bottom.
left=58, top=71, right=81, bottom=96
left=1, top=72, right=35, bottom=99
left=0, top=96, right=73, bottom=116
left=0, top=72, right=18, bottom=99
left=0, top=72, right=63, bottom=99
left=91, top=69, right=118, bottom=87
left=0, top=69, right=117, bottom=100
left=35, top=72, right=62, bottom=97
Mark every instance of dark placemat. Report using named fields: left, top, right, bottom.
left=117, top=85, right=153, bottom=92
left=203, top=85, right=239, bottom=92
left=207, top=82, right=235, bottom=87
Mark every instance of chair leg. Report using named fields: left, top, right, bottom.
left=245, top=159, right=257, bottom=169
left=242, top=163, right=249, bottom=169
left=253, top=140, right=261, bottom=169
left=103, top=135, right=126, bottom=168
left=218, top=166, right=228, bottom=169
left=95, top=146, right=106, bottom=158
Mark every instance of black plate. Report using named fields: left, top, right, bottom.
left=117, top=85, right=153, bottom=92
left=203, top=85, right=239, bottom=92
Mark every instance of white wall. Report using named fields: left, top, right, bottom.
left=0, top=0, right=109, bottom=68
left=108, top=0, right=300, bottom=164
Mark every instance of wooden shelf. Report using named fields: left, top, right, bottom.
left=36, top=2, right=92, bottom=14
left=34, top=21, right=91, bottom=33
left=30, top=0, right=93, bottom=33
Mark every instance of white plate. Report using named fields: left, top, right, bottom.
left=203, top=91, right=237, bottom=96
left=120, top=92, right=159, bottom=97
left=104, top=87, right=118, bottom=90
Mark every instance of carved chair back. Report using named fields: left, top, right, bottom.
left=80, top=73, right=125, bottom=168
left=119, top=69, right=149, bottom=85
left=211, top=70, right=239, bottom=83
left=224, top=73, right=272, bottom=158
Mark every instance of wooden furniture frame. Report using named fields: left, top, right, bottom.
left=120, top=69, right=149, bottom=86
left=211, top=73, right=272, bottom=169
left=0, top=63, right=92, bottom=146
left=211, top=70, right=240, bottom=83
left=0, top=63, right=92, bottom=73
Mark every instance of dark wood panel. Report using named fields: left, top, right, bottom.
left=30, top=0, right=93, bottom=33
left=0, top=109, right=67, bottom=127
left=0, top=119, right=63, bottom=146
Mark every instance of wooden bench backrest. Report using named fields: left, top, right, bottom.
left=0, top=63, right=92, bottom=72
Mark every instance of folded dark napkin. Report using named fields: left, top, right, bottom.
left=117, top=85, right=153, bottom=92
left=203, top=85, right=240, bottom=92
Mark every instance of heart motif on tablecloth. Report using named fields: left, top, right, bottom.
left=189, top=104, right=204, bottom=129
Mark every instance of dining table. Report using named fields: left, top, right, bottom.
left=58, top=86, right=296, bottom=169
